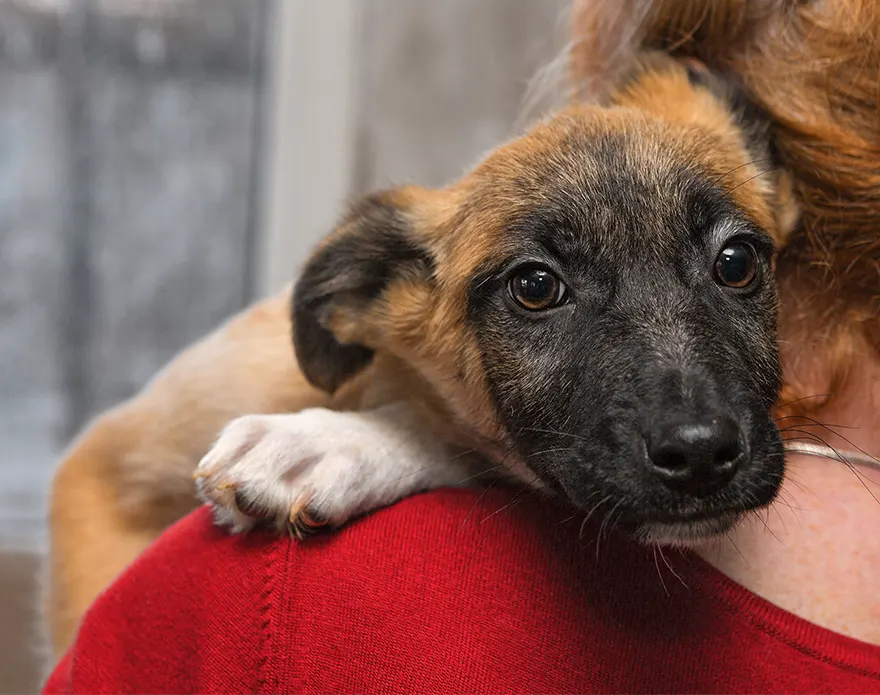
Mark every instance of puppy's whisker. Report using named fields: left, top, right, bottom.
left=724, top=529, right=748, bottom=567
left=456, top=439, right=523, bottom=534
left=581, top=494, right=612, bottom=540
left=780, top=431, right=828, bottom=445
left=760, top=505, right=786, bottom=540
left=465, top=491, right=531, bottom=580
left=652, top=546, right=670, bottom=597
left=520, top=426, right=590, bottom=443
left=782, top=430, right=880, bottom=504
left=727, top=166, right=780, bottom=194
left=387, top=451, right=480, bottom=486
left=454, top=465, right=504, bottom=486
left=776, top=392, right=831, bottom=410
left=781, top=472, right=811, bottom=497
left=460, top=489, right=519, bottom=580
left=480, top=485, right=530, bottom=524
left=781, top=429, right=835, bottom=447
left=782, top=417, right=880, bottom=472
left=658, top=545, right=687, bottom=589
left=556, top=511, right=580, bottom=526
left=525, top=447, right=578, bottom=459
left=578, top=501, right=601, bottom=543
left=775, top=414, right=857, bottom=431
left=708, top=156, right=773, bottom=187
left=596, top=496, right=627, bottom=560
left=457, top=478, right=499, bottom=536
left=746, top=503, right=786, bottom=547
left=773, top=485, right=807, bottom=516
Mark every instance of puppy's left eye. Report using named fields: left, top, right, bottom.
left=714, top=242, right=759, bottom=289
left=508, top=265, right=568, bottom=311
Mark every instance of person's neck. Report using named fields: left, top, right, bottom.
left=696, top=359, right=880, bottom=646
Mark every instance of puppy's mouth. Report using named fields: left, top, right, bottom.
left=632, top=511, right=742, bottom=548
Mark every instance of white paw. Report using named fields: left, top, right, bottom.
left=194, top=405, right=469, bottom=536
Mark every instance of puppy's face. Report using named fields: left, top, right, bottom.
left=294, top=62, right=792, bottom=544
left=462, top=117, right=783, bottom=543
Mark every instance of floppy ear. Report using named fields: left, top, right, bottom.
left=291, top=188, right=435, bottom=394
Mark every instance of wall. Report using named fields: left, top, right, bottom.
left=259, top=0, right=569, bottom=292
left=0, top=0, right=268, bottom=546
left=0, top=1, right=267, bottom=690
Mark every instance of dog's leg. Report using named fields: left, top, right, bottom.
left=195, top=404, right=478, bottom=535
left=45, top=288, right=328, bottom=657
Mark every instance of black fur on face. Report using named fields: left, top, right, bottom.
left=467, top=128, right=785, bottom=544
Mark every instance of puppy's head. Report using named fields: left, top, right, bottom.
left=293, top=58, right=796, bottom=545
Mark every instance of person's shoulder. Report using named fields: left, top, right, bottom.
left=145, top=487, right=554, bottom=570
left=43, top=505, right=284, bottom=694
left=287, top=487, right=555, bottom=577
left=48, top=491, right=533, bottom=695
left=97, top=487, right=551, bottom=613
left=129, top=501, right=280, bottom=583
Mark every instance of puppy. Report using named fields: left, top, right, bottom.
left=194, top=54, right=797, bottom=546
left=47, top=0, right=879, bottom=663
left=46, top=54, right=800, bottom=656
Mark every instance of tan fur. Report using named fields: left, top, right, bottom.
left=46, top=289, right=327, bottom=654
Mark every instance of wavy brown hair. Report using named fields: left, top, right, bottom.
left=569, top=0, right=880, bottom=416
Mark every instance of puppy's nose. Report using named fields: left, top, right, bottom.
left=646, top=416, right=744, bottom=497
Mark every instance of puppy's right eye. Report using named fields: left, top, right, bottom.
left=508, top=265, right=568, bottom=311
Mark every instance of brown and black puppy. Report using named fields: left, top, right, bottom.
left=194, top=55, right=796, bottom=546
left=47, top=0, right=879, bottom=663
left=47, top=54, right=798, bottom=656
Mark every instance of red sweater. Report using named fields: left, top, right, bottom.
left=44, top=489, right=880, bottom=694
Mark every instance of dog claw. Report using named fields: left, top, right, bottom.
left=287, top=499, right=330, bottom=540
left=231, top=489, right=276, bottom=520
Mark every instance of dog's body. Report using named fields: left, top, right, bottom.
left=46, top=0, right=880, bottom=661
left=48, top=54, right=797, bottom=655
left=196, top=61, right=796, bottom=543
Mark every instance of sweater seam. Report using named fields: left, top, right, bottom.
left=258, top=538, right=293, bottom=694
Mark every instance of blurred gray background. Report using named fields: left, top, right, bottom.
left=0, top=0, right=567, bottom=691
